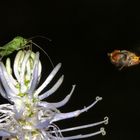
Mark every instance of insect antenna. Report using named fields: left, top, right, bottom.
left=30, top=41, right=54, bottom=68
left=28, top=35, right=52, bottom=42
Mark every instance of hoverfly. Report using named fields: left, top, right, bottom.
left=108, top=50, right=140, bottom=70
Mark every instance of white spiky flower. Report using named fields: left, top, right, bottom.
left=0, top=50, right=108, bottom=140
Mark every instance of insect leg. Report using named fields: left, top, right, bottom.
left=119, top=64, right=126, bottom=70
left=0, top=47, right=9, bottom=61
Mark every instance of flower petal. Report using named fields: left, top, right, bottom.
left=34, top=63, right=62, bottom=97
left=39, top=75, right=64, bottom=100
left=48, top=85, right=76, bottom=108
left=27, top=52, right=39, bottom=94
left=51, top=96, right=102, bottom=123
left=0, top=130, right=11, bottom=137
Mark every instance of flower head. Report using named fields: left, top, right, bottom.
left=0, top=50, right=108, bottom=140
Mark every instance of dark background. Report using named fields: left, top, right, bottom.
left=0, top=0, right=140, bottom=140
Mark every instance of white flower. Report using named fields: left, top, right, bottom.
left=0, top=50, right=108, bottom=140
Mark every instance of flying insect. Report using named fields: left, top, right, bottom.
left=108, top=50, right=140, bottom=70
